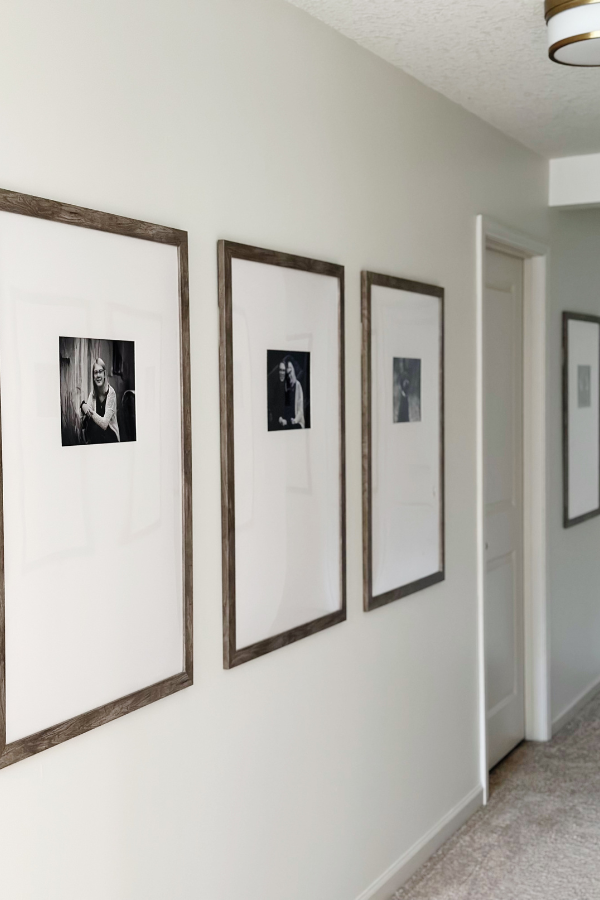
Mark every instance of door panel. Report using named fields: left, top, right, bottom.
left=484, top=248, right=525, bottom=769
left=485, top=553, right=517, bottom=711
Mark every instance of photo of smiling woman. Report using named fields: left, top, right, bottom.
left=81, top=358, right=120, bottom=443
left=60, top=337, right=136, bottom=446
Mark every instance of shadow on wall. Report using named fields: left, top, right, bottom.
left=59, top=336, right=136, bottom=445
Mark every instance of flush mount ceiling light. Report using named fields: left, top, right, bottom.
left=546, top=0, right=600, bottom=65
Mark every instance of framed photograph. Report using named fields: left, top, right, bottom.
left=0, top=188, right=192, bottom=769
left=362, top=271, right=444, bottom=611
left=563, top=312, right=600, bottom=528
left=218, top=240, right=346, bottom=668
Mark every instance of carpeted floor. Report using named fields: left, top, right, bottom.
left=393, top=692, right=600, bottom=900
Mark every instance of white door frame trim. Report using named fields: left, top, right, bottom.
left=476, top=216, right=550, bottom=800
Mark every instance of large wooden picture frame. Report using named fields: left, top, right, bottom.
left=0, top=188, right=192, bottom=769
left=219, top=240, right=346, bottom=668
left=563, top=311, right=600, bottom=528
left=362, top=270, right=444, bottom=611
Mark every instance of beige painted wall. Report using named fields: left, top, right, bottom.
left=0, top=0, right=559, bottom=898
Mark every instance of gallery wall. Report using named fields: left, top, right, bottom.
left=0, top=0, right=562, bottom=898
left=548, top=209, right=600, bottom=728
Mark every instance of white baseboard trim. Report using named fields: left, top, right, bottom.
left=552, top=671, right=600, bottom=736
left=355, top=785, right=484, bottom=900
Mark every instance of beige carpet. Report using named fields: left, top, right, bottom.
left=393, top=692, right=600, bottom=899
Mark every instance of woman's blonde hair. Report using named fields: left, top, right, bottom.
left=92, top=358, right=107, bottom=392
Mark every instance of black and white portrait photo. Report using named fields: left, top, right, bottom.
left=60, top=337, right=136, bottom=446
left=393, top=357, right=421, bottom=423
left=578, top=364, right=592, bottom=408
left=267, top=349, right=311, bottom=431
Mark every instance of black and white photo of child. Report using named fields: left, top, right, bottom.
left=393, top=357, right=421, bottom=423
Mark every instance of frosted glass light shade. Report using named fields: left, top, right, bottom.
left=547, top=3, right=600, bottom=65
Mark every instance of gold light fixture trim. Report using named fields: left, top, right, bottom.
left=546, top=0, right=600, bottom=21
left=549, top=29, right=600, bottom=62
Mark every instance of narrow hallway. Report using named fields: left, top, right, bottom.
left=394, top=695, right=600, bottom=899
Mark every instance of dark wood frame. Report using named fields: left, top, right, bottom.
left=562, top=311, right=600, bottom=528
left=0, top=188, right=193, bottom=769
left=362, top=270, right=445, bottom=611
left=218, top=240, right=346, bottom=668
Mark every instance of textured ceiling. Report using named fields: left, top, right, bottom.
left=286, top=0, right=600, bottom=158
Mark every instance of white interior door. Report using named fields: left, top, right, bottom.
left=484, top=246, right=525, bottom=770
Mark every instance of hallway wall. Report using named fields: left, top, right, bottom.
left=0, top=1, right=554, bottom=898
left=548, top=209, right=600, bottom=728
